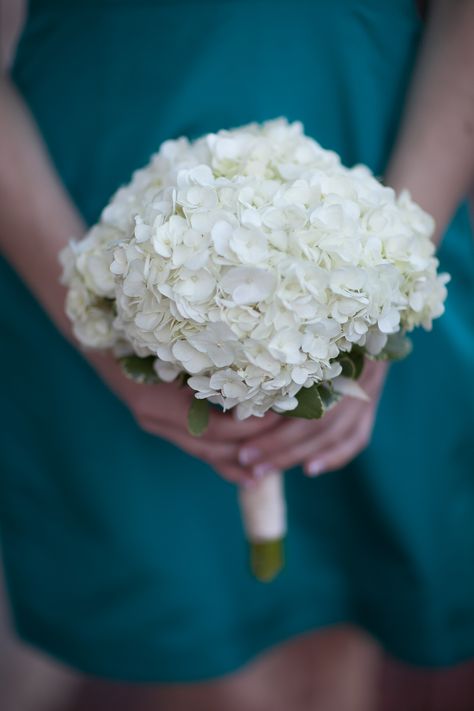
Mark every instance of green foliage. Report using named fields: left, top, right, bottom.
left=177, top=372, right=190, bottom=387
left=317, top=383, right=341, bottom=410
left=374, top=332, right=413, bottom=361
left=119, top=355, right=161, bottom=384
left=283, top=383, right=324, bottom=419
left=348, top=346, right=365, bottom=378
left=188, top=398, right=210, bottom=436
left=337, top=346, right=365, bottom=380
left=96, top=296, right=116, bottom=313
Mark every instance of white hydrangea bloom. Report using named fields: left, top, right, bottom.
left=61, top=118, right=448, bottom=417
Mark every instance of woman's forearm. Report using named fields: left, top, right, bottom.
left=385, top=0, right=474, bottom=243
left=0, top=77, right=85, bottom=337
left=3, top=0, right=472, bottom=340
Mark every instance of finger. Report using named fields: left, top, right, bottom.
left=248, top=403, right=362, bottom=478
left=139, top=380, right=283, bottom=440
left=142, top=419, right=254, bottom=486
left=303, top=412, right=373, bottom=476
left=205, top=409, right=282, bottom=442
left=144, top=419, right=253, bottom=485
left=250, top=421, right=350, bottom=477
left=299, top=404, right=372, bottom=474
left=139, top=417, right=240, bottom=463
left=359, top=359, right=388, bottom=385
left=212, top=461, right=256, bottom=487
left=237, top=419, right=315, bottom=466
left=237, top=397, right=355, bottom=466
left=247, top=402, right=364, bottom=477
left=138, top=384, right=195, bottom=430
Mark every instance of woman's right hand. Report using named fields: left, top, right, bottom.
left=88, top=351, right=280, bottom=486
left=0, top=78, right=278, bottom=491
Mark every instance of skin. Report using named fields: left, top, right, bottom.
left=239, top=359, right=388, bottom=479
left=237, top=0, right=474, bottom=484
left=1, top=1, right=473, bottom=710
left=0, top=79, right=281, bottom=488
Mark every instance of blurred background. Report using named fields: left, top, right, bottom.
left=0, top=4, right=126, bottom=709
left=1, top=1, right=473, bottom=709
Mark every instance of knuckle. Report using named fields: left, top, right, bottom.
left=208, top=415, right=234, bottom=436
left=359, top=422, right=373, bottom=448
left=204, top=422, right=222, bottom=441
left=325, top=456, right=341, bottom=471
left=214, top=467, right=240, bottom=484
left=270, top=455, right=293, bottom=472
left=133, top=387, right=155, bottom=415
left=138, top=416, right=158, bottom=436
left=250, top=436, right=274, bottom=453
left=200, top=441, right=237, bottom=463
left=330, top=449, right=352, bottom=470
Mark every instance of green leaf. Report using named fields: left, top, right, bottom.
left=339, top=356, right=356, bottom=379
left=177, top=372, right=190, bottom=387
left=283, top=384, right=324, bottom=419
left=119, top=355, right=161, bottom=384
left=348, top=347, right=365, bottom=379
left=188, top=398, right=210, bottom=436
left=96, top=296, right=116, bottom=313
left=375, top=332, right=413, bottom=361
left=317, top=383, right=340, bottom=410
left=337, top=347, right=365, bottom=380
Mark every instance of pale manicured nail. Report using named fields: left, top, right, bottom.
left=306, top=460, right=324, bottom=477
left=253, top=462, right=275, bottom=479
left=239, top=447, right=261, bottom=465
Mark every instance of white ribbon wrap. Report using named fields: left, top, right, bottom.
left=238, top=471, right=287, bottom=542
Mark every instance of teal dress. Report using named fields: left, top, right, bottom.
left=1, top=0, right=474, bottom=682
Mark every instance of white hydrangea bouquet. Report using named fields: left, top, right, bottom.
left=61, top=119, right=448, bottom=582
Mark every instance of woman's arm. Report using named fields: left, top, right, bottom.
left=385, top=0, right=474, bottom=243
left=238, top=0, right=474, bottom=478
left=0, top=78, right=84, bottom=336
left=0, top=77, right=280, bottom=485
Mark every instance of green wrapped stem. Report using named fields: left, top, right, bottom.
left=250, top=538, right=285, bottom=582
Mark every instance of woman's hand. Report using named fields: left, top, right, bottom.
left=237, top=359, right=389, bottom=479
left=0, top=81, right=281, bottom=488
left=89, top=351, right=281, bottom=486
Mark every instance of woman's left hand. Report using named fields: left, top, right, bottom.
left=237, top=359, right=389, bottom=479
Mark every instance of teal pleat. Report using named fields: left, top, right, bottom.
left=1, top=0, right=473, bottom=681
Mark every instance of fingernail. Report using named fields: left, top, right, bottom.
left=306, top=460, right=324, bottom=477
left=253, top=462, right=274, bottom=479
left=239, top=447, right=261, bottom=465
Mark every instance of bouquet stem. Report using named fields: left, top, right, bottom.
left=239, top=471, right=286, bottom=582
left=250, top=539, right=285, bottom=582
